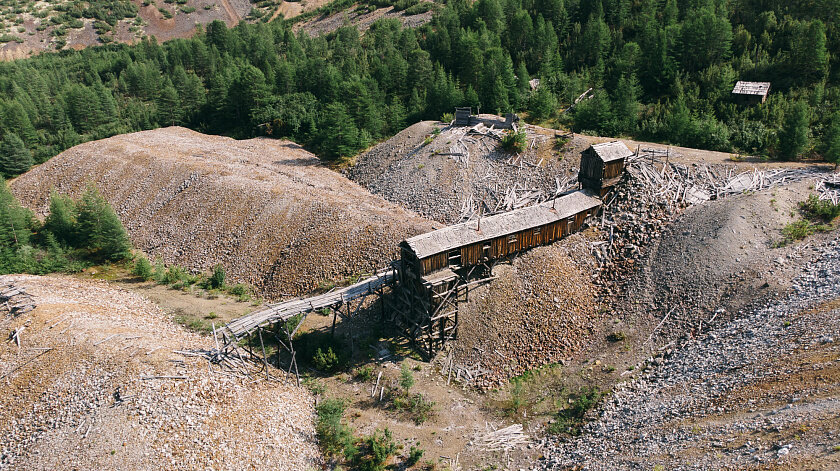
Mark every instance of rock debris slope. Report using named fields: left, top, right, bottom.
left=541, top=236, right=840, bottom=470
left=347, top=120, right=577, bottom=224
left=10, top=127, right=437, bottom=300
left=0, top=274, right=320, bottom=470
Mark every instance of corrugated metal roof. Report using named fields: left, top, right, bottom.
left=732, top=81, right=771, bottom=96
left=403, top=191, right=602, bottom=259
left=590, top=141, right=634, bottom=163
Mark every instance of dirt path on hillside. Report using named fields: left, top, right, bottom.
left=219, top=0, right=241, bottom=23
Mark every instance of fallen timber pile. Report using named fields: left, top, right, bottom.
left=472, top=423, right=531, bottom=452
left=0, top=284, right=35, bottom=317
left=225, top=266, right=398, bottom=339
left=456, top=173, right=578, bottom=223
left=446, top=122, right=550, bottom=170
left=594, top=150, right=836, bottom=297
left=816, top=172, right=840, bottom=204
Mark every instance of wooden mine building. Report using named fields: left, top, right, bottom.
left=578, top=141, right=633, bottom=196
left=732, top=81, right=770, bottom=105
left=392, top=191, right=602, bottom=357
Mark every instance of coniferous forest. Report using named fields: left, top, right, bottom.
left=1, top=0, right=839, bottom=176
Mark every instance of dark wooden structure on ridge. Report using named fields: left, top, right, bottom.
left=392, top=191, right=602, bottom=357
left=454, top=107, right=472, bottom=126
left=578, top=141, right=633, bottom=196
left=732, top=81, right=770, bottom=105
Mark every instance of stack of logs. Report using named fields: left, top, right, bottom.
left=0, top=284, right=35, bottom=317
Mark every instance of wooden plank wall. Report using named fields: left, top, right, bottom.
left=421, top=252, right=449, bottom=275
left=579, top=150, right=602, bottom=180
left=417, top=210, right=603, bottom=275
left=603, top=159, right=625, bottom=179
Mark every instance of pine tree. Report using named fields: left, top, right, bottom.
left=777, top=101, right=810, bottom=160
left=75, top=184, right=132, bottom=261
left=0, top=177, right=33, bottom=251
left=528, top=85, right=558, bottom=121
left=317, top=102, right=360, bottom=160
left=156, top=79, right=181, bottom=126
left=43, top=191, right=79, bottom=247
left=0, top=133, right=33, bottom=178
left=822, top=112, right=840, bottom=169
left=612, top=74, right=641, bottom=135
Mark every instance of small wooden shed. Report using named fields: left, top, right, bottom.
left=732, top=81, right=770, bottom=105
left=454, top=107, right=472, bottom=126
left=400, top=191, right=602, bottom=278
left=578, top=141, right=633, bottom=196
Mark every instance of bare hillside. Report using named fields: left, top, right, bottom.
left=10, top=127, right=437, bottom=300
left=0, top=274, right=320, bottom=470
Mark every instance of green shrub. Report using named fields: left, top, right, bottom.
left=399, top=362, right=414, bottom=392
left=42, top=191, right=78, bottom=247
left=132, top=255, right=154, bottom=280
left=75, top=184, right=132, bottom=261
left=406, top=445, right=424, bottom=466
left=313, top=346, right=340, bottom=372
left=501, top=129, right=527, bottom=153
left=153, top=257, right=166, bottom=282
left=163, top=264, right=188, bottom=285
left=392, top=392, right=434, bottom=425
left=315, top=398, right=357, bottom=460
left=354, top=365, right=374, bottom=382
left=441, top=112, right=454, bottom=123
left=547, top=386, right=603, bottom=436
left=180, top=6, right=195, bottom=13
left=227, top=282, right=252, bottom=301
left=800, top=194, right=840, bottom=222
left=607, top=331, right=626, bottom=342
left=208, top=263, right=225, bottom=289
left=781, top=219, right=817, bottom=244
left=158, top=7, right=172, bottom=18
left=354, top=428, right=398, bottom=471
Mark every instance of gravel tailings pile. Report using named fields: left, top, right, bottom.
left=448, top=233, right=602, bottom=389
left=347, top=120, right=577, bottom=224
left=614, top=179, right=814, bottom=341
left=11, top=127, right=436, bottom=300
left=0, top=274, right=320, bottom=470
left=541, top=236, right=840, bottom=470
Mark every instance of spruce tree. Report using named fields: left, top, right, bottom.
left=823, top=112, right=840, bottom=169
left=42, top=191, right=79, bottom=247
left=777, top=101, right=810, bottom=160
left=75, top=185, right=132, bottom=261
left=0, top=177, right=33, bottom=250
left=0, top=133, right=33, bottom=178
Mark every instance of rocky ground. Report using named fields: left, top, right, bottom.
left=347, top=120, right=575, bottom=225
left=540, top=235, right=840, bottom=470
left=0, top=274, right=320, bottom=470
left=10, top=127, right=437, bottom=301
left=446, top=232, right=603, bottom=390
left=295, top=3, right=435, bottom=37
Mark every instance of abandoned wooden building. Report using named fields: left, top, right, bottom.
left=578, top=141, right=634, bottom=196
left=392, top=190, right=602, bottom=357
left=454, top=107, right=472, bottom=126
left=732, top=81, right=771, bottom=105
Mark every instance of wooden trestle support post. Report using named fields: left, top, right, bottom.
left=389, top=263, right=493, bottom=359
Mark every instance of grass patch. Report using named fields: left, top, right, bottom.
left=775, top=194, right=838, bottom=246
left=800, top=194, right=840, bottom=222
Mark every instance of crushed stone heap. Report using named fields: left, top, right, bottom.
left=11, top=127, right=437, bottom=300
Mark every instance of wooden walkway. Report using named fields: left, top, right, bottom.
left=225, top=266, right=398, bottom=339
